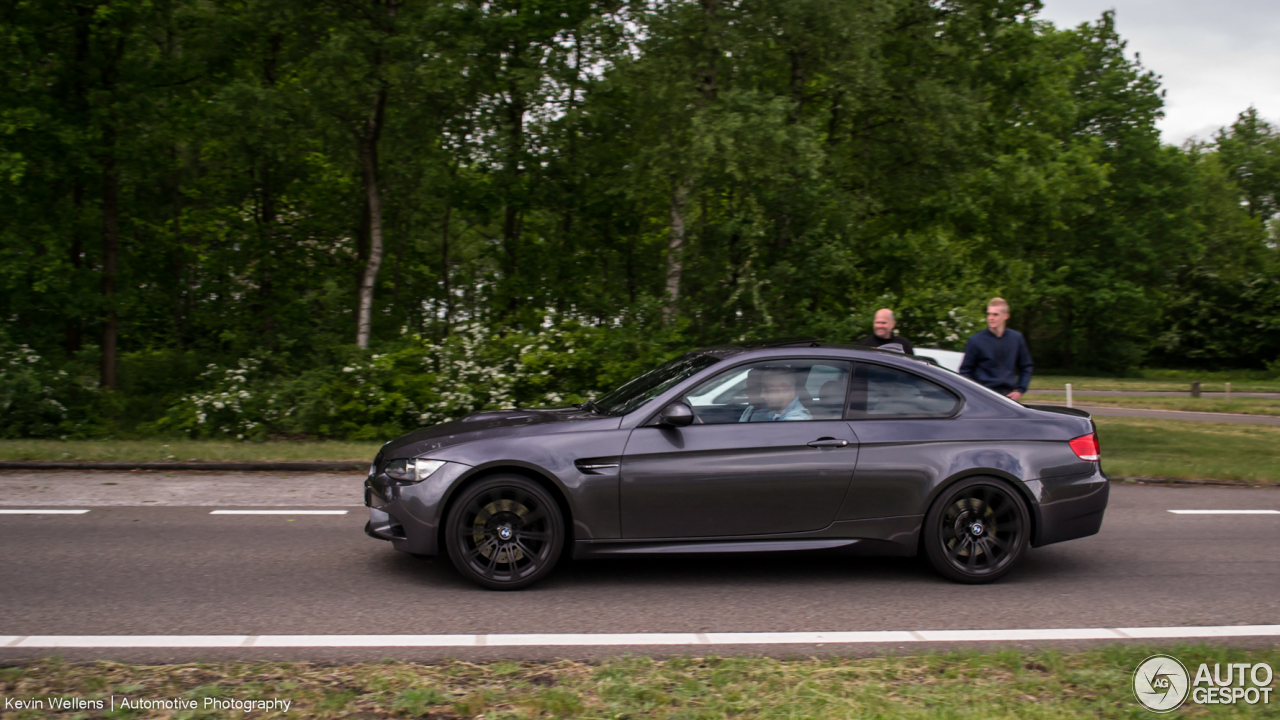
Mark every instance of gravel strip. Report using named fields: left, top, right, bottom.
left=0, top=461, right=366, bottom=471
left=0, top=471, right=365, bottom=506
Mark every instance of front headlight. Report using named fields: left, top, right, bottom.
left=383, top=458, right=447, bottom=483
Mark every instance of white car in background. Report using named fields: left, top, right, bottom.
left=914, top=347, right=965, bottom=373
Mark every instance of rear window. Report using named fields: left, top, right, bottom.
left=847, top=363, right=959, bottom=419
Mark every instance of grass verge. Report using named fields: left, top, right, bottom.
left=1095, top=417, right=1280, bottom=483
left=3, top=416, right=1279, bottom=487
left=2, top=646, right=1277, bottom=719
left=1033, top=374, right=1280, bottom=393
left=0, top=439, right=382, bottom=463
left=1034, top=395, right=1280, bottom=416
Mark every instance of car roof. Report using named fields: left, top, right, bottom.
left=694, top=338, right=940, bottom=368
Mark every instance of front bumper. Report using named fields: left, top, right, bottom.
left=1027, top=465, right=1110, bottom=547
left=363, top=461, right=471, bottom=556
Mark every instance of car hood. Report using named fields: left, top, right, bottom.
left=379, top=407, right=620, bottom=460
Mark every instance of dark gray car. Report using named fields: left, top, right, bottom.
left=364, top=340, right=1108, bottom=589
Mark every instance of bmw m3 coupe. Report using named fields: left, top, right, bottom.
left=364, top=339, right=1108, bottom=589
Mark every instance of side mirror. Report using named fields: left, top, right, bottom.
left=657, top=401, right=695, bottom=427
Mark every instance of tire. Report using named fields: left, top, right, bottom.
left=444, top=474, right=565, bottom=590
left=923, top=477, right=1030, bottom=584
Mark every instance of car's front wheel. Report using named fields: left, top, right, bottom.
left=445, top=474, right=564, bottom=590
left=923, top=477, right=1030, bottom=583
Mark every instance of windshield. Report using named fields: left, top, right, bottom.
left=592, top=353, right=722, bottom=416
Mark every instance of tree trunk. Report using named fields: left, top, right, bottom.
left=440, top=203, right=452, bottom=332
left=259, top=159, right=275, bottom=340
left=67, top=179, right=84, bottom=355
left=788, top=49, right=805, bottom=122
left=663, top=179, right=693, bottom=325
left=661, top=0, right=717, bottom=326
left=258, top=34, right=281, bottom=342
left=500, top=73, right=525, bottom=316
left=100, top=143, right=119, bottom=390
left=170, top=155, right=185, bottom=347
left=354, top=87, right=387, bottom=349
left=826, top=90, right=843, bottom=145
left=66, top=7, right=91, bottom=357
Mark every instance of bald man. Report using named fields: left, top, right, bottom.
left=857, top=308, right=915, bottom=355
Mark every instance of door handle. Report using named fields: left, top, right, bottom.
left=807, top=437, right=848, bottom=448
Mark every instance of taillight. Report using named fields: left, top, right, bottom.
left=1069, top=433, right=1100, bottom=461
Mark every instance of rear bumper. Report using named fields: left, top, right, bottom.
left=363, top=461, right=471, bottom=556
left=1028, top=466, right=1110, bottom=547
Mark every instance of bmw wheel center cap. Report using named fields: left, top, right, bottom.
left=498, top=526, right=513, bottom=540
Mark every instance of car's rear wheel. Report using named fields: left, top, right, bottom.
left=445, top=475, right=564, bottom=590
left=923, top=477, right=1029, bottom=583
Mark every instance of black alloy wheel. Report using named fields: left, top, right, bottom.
left=445, top=475, right=564, bottom=590
left=923, top=477, right=1030, bottom=583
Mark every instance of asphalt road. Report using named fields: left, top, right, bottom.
left=2, top=475, right=1278, bottom=661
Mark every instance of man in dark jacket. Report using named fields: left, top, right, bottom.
left=858, top=308, right=914, bottom=355
left=959, top=297, right=1033, bottom=400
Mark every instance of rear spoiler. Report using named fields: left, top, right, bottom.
left=1022, top=403, right=1091, bottom=419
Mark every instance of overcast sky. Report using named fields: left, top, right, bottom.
left=1036, top=1, right=1280, bottom=145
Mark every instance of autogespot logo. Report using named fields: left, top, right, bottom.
left=1133, top=654, right=1190, bottom=712
left=1133, top=655, right=1275, bottom=713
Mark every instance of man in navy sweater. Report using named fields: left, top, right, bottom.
left=959, top=297, right=1033, bottom=401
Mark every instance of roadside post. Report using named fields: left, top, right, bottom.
left=1066, top=383, right=1073, bottom=409
left=1191, top=381, right=1201, bottom=398
left=1226, top=382, right=1232, bottom=405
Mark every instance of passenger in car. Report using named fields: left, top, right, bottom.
left=758, top=366, right=812, bottom=421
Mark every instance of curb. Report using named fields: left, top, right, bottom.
left=0, top=461, right=367, bottom=472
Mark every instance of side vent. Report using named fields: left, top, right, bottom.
left=575, top=457, right=621, bottom=475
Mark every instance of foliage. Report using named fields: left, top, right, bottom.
left=0, top=339, right=105, bottom=438
left=143, top=315, right=686, bottom=440
left=1, top=1, right=1279, bottom=437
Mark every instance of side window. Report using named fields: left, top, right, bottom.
left=683, top=360, right=850, bottom=424
left=847, top=363, right=958, bottom=419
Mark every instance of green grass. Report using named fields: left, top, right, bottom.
left=1034, top=394, right=1280, bottom=416
left=0, top=439, right=381, bottom=462
left=3, top=645, right=1277, bottom=719
left=1033, top=373, right=1280, bottom=393
left=1096, top=416, right=1280, bottom=483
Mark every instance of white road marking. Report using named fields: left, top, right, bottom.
left=1118, top=625, right=1280, bottom=639
left=1168, top=510, right=1280, bottom=515
left=6, top=625, right=1279, bottom=649
left=209, top=510, right=349, bottom=515
left=0, top=509, right=90, bottom=515
left=914, top=628, right=1122, bottom=642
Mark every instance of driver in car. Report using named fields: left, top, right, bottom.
left=758, top=366, right=811, bottom=421
left=738, top=367, right=771, bottom=422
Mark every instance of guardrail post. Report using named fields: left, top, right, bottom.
left=1065, top=383, right=1073, bottom=409
left=1191, top=381, right=1201, bottom=398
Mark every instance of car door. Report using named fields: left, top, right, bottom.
left=619, top=359, right=859, bottom=539
left=836, top=361, right=965, bottom=520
